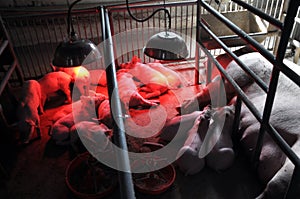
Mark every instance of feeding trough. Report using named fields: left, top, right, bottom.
left=132, top=142, right=176, bottom=195
left=200, top=10, right=276, bottom=49
left=65, top=152, right=118, bottom=199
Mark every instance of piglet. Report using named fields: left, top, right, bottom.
left=204, top=105, right=236, bottom=171
left=74, top=121, right=112, bottom=152
left=17, top=80, right=42, bottom=144
left=148, top=62, right=186, bottom=89
left=52, top=66, right=90, bottom=96
left=120, top=56, right=170, bottom=99
left=167, top=105, right=235, bottom=175
left=38, top=71, right=73, bottom=109
left=176, top=113, right=206, bottom=175
left=50, top=94, right=107, bottom=146
left=117, top=69, right=159, bottom=108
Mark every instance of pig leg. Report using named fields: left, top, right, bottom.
left=138, top=86, right=162, bottom=99
left=129, top=92, right=159, bottom=108
left=144, top=91, right=162, bottom=99
left=39, top=94, right=46, bottom=114
left=35, top=118, right=41, bottom=138
left=60, top=84, right=72, bottom=103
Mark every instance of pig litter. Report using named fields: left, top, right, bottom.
left=2, top=58, right=262, bottom=199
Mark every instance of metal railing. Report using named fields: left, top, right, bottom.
left=197, top=0, right=300, bottom=198
left=1, top=0, right=286, bottom=80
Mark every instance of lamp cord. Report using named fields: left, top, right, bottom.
left=126, top=0, right=171, bottom=30
left=67, top=0, right=82, bottom=38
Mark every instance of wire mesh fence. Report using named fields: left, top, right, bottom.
left=1, top=0, right=288, bottom=80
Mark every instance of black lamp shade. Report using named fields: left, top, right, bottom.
left=52, top=38, right=101, bottom=67
left=143, top=31, right=189, bottom=60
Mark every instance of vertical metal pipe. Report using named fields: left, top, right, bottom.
left=286, top=165, right=300, bottom=199
left=99, top=6, right=136, bottom=199
left=253, top=0, right=300, bottom=170
left=232, top=96, right=242, bottom=141
left=194, top=0, right=201, bottom=85
left=33, top=18, right=47, bottom=75
left=21, top=20, right=38, bottom=78
left=9, top=20, right=29, bottom=78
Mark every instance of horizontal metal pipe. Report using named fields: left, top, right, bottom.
left=107, top=0, right=197, bottom=12
left=231, top=0, right=283, bottom=29
left=199, top=43, right=263, bottom=123
left=200, top=0, right=300, bottom=88
left=265, top=122, right=300, bottom=167
left=199, top=21, right=269, bottom=93
left=199, top=40, right=300, bottom=167
left=200, top=0, right=276, bottom=66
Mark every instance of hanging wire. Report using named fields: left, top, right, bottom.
left=126, top=0, right=171, bottom=30
left=67, top=0, right=82, bottom=37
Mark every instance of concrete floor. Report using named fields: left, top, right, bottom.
left=0, top=80, right=263, bottom=199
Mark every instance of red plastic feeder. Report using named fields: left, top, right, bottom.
left=65, top=152, right=118, bottom=199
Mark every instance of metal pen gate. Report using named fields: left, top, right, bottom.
left=197, top=0, right=300, bottom=198
left=0, top=0, right=299, bottom=198
left=1, top=0, right=286, bottom=81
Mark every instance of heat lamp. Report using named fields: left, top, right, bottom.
left=126, top=0, right=188, bottom=60
left=52, top=0, right=101, bottom=68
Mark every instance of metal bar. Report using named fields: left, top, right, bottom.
left=45, top=19, right=55, bottom=64
left=94, top=14, right=101, bottom=45
left=199, top=43, right=263, bottom=124
left=107, top=11, right=119, bottom=68
left=185, top=4, right=189, bottom=44
left=8, top=20, right=28, bottom=78
left=232, top=96, right=242, bottom=142
left=253, top=0, right=300, bottom=167
left=194, top=0, right=201, bottom=85
left=39, top=18, right=52, bottom=72
left=21, top=19, right=38, bottom=78
left=264, top=121, right=300, bottom=167
left=32, top=18, right=47, bottom=75
left=200, top=0, right=277, bottom=65
left=200, top=0, right=300, bottom=88
left=231, top=0, right=283, bottom=29
left=108, top=0, right=197, bottom=12
left=286, top=166, right=300, bottom=198
left=0, top=60, right=17, bottom=95
left=0, top=40, right=8, bottom=54
left=199, top=35, right=300, bottom=167
left=99, top=6, right=136, bottom=199
left=199, top=21, right=269, bottom=93
left=89, top=14, right=94, bottom=41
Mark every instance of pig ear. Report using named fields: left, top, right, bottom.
left=198, top=117, right=223, bottom=158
